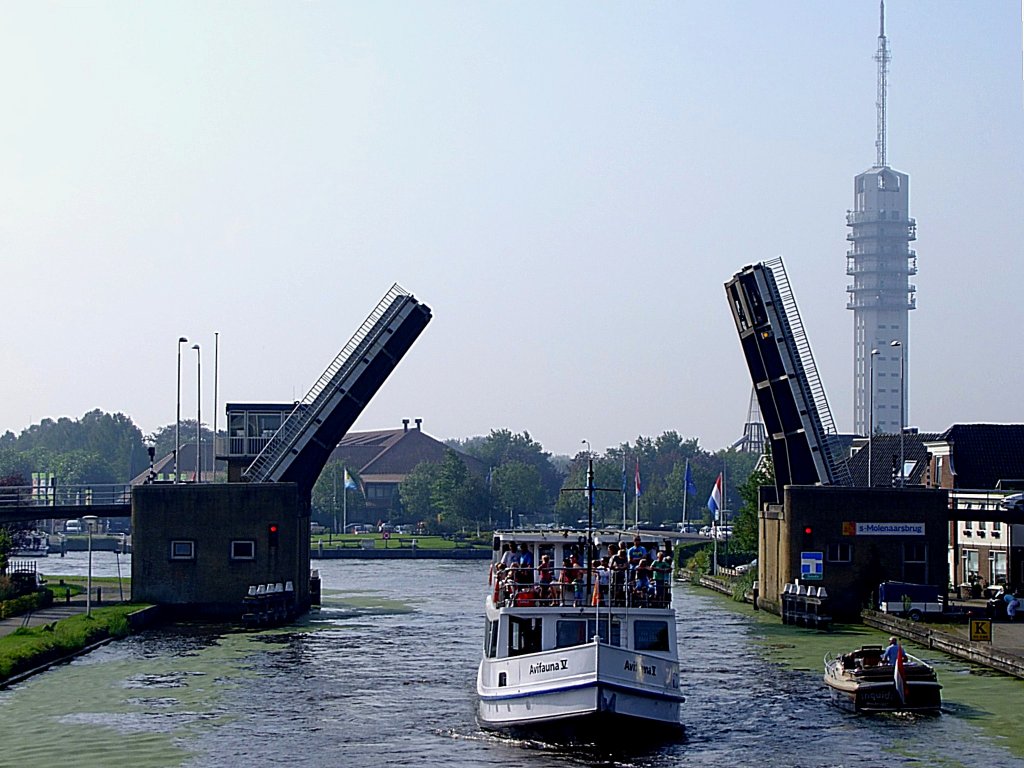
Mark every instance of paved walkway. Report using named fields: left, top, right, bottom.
left=946, top=598, right=1024, bottom=656
left=0, top=594, right=120, bottom=638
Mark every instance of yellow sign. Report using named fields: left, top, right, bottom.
left=970, top=619, right=992, bottom=642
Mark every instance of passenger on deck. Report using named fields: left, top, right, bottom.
left=503, top=562, right=520, bottom=603
left=652, top=551, right=672, bottom=606
left=517, top=543, right=534, bottom=585
left=593, top=557, right=610, bottom=606
left=560, top=555, right=582, bottom=606
left=499, top=543, right=516, bottom=569
left=538, top=555, right=554, bottom=604
left=626, top=536, right=647, bottom=576
left=633, top=558, right=653, bottom=606
left=610, top=544, right=628, bottom=606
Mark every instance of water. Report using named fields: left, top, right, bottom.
left=2, top=559, right=1023, bottom=767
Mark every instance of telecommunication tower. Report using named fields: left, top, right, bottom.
left=847, top=1, right=916, bottom=436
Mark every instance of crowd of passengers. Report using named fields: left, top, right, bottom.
left=491, top=536, right=674, bottom=608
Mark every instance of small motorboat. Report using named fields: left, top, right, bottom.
left=824, top=644, right=941, bottom=714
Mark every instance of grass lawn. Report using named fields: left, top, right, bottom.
left=0, top=604, right=146, bottom=682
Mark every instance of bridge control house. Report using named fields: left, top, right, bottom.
left=758, top=485, right=948, bottom=622
left=131, top=285, right=432, bottom=619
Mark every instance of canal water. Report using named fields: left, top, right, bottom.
left=3, top=556, right=1023, bottom=767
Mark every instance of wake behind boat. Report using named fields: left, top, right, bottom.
left=823, top=643, right=942, bottom=714
left=476, top=527, right=684, bottom=742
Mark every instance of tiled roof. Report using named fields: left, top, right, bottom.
left=938, top=424, right=1024, bottom=489
left=331, top=428, right=486, bottom=478
left=847, top=432, right=941, bottom=487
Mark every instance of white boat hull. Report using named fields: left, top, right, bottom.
left=477, top=640, right=682, bottom=734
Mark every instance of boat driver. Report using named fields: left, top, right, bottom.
left=881, top=637, right=905, bottom=665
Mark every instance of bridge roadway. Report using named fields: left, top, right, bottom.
left=0, top=484, right=130, bottom=525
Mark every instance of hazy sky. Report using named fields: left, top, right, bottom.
left=2, top=2, right=1022, bottom=458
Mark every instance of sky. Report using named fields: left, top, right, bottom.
left=1, top=1, right=1022, bottom=458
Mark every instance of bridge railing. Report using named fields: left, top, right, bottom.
left=0, top=484, right=131, bottom=509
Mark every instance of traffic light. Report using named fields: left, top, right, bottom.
left=268, top=523, right=279, bottom=548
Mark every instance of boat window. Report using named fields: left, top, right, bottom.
left=588, top=619, right=621, bottom=647
left=556, top=620, right=587, bottom=648
left=508, top=616, right=543, bottom=657
left=484, top=620, right=499, bottom=658
left=634, top=620, right=670, bottom=652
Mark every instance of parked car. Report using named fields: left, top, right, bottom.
left=711, top=525, right=734, bottom=539
left=699, top=525, right=713, bottom=537
left=736, top=558, right=758, bottom=574
left=310, top=523, right=328, bottom=535
left=64, top=519, right=84, bottom=534
left=677, top=523, right=701, bottom=534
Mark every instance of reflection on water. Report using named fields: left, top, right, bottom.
left=1, top=561, right=1022, bottom=767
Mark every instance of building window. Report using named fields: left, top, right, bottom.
left=903, top=542, right=927, bottom=583
left=962, top=550, right=980, bottom=583
left=170, top=540, right=196, bottom=560
left=826, top=543, right=852, bottom=563
left=231, top=540, right=256, bottom=561
left=991, top=552, right=1008, bottom=584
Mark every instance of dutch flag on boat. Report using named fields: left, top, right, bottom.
left=707, top=473, right=723, bottom=520
left=894, top=644, right=908, bottom=704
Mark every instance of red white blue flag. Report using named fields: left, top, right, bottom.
left=894, top=644, right=908, bottom=704
left=707, top=473, right=723, bottom=520
left=635, top=458, right=642, bottom=498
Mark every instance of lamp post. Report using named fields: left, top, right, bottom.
left=868, top=348, right=879, bottom=486
left=192, top=343, right=201, bottom=482
left=890, top=339, right=904, bottom=486
left=82, top=515, right=98, bottom=617
left=175, top=336, right=188, bottom=483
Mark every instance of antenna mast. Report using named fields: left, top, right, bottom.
left=874, top=0, right=890, bottom=167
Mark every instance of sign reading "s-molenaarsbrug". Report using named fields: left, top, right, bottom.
left=854, top=522, right=925, bottom=536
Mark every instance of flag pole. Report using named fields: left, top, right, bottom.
left=621, top=455, right=627, bottom=529
left=343, top=468, right=348, bottom=535
left=682, top=459, right=689, bottom=527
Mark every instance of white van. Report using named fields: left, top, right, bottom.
left=64, top=519, right=84, bottom=534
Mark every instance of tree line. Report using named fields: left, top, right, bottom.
left=0, top=413, right=766, bottom=558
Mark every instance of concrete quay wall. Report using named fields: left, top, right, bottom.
left=862, top=610, right=1024, bottom=680
left=311, top=548, right=490, bottom=560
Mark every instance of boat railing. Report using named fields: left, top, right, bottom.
left=489, top=567, right=673, bottom=609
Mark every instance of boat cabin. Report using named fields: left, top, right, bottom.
left=484, top=529, right=677, bottom=663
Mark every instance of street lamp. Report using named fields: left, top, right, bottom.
left=192, top=343, right=201, bottom=482
left=868, top=348, right=879, bottom=486
left=890, top=339, right=904, bottom=486
left=175, top=336, right=188, bottom=484
left=82, top=515, right=98, bottom=617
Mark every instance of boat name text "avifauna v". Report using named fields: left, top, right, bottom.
left=529, top=659, right=568, bottom=675
left=624, top=659, right=657, bottom=675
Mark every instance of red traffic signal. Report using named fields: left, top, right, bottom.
left=803, top=525, right=813, bottom=536
left=268, top=523, right=280, bottom=547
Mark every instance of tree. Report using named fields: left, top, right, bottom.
left=431, top=450, right=489, bottom=530
left=733, top=455, right=774, bottom=555
left=399, top=461, right=443, bottom=522
left=492, top=461, right=546, bottom=526
left=450, top=429, right=565, bottom=502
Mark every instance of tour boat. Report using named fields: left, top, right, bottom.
left=476, top=525, right=684, bottom=741
left=823, top=644, right=942, bottom=714
left=11, top=531, right=49, bottom=558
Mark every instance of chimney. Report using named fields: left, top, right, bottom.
left=402, top=419, right=409, bottom=433
left=415, top=418, right=422, bottom=431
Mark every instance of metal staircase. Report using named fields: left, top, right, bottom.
left=725, top=259, right=851, bottom=494
left=243, top=284, right=431, bottom=494
left=763, top=258, right=852, bottom=486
